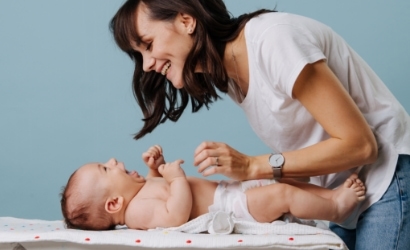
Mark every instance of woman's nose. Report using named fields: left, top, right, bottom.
left=142, top=56, right=155, bottom=72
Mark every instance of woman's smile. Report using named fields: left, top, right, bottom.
left=161, top=61, right=171, bottom=75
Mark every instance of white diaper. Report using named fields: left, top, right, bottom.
left=208, top=179, right=276, bottom=222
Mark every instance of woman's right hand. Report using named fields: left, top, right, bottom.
left=193, top=141, right=256, bottom=180
left=142, top=145, right=165, bottom=171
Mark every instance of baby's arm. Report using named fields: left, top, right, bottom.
left=142, top=145, right=165, bottom=178
left=128, top=160, right=192, bottom=229
left=157, top=159, right=193, bottom=226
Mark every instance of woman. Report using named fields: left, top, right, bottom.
left=109, top=0, right=410, bottom=249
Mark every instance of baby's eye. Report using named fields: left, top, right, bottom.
left=104, top=166, right=107, bottom=172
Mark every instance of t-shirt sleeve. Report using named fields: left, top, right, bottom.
left=255, top=24, right=326, bottom=98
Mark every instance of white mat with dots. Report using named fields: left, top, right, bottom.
left=0, top=214, right=347, bottom=250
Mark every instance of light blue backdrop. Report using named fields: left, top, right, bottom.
left=1, top=0, right=409, bottom=220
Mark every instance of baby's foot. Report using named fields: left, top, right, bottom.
left=331, top=173, right=366, bottom=223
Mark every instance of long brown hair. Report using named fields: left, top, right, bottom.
left=110, top=0, right=274, bottom=139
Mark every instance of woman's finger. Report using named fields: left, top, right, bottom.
left=194, top=142, right=220, bottom=166
left=214, top=156, right=220, bottom=166
left=197, top=155, right=220, bottom=173
left=201, top=165, right=218, bottom=177
left=194, top=141, right=214, bottom=155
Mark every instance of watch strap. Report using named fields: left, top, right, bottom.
left=269, top=153, right=284, bottom=180
left=272, top=166, right=282, bottom=179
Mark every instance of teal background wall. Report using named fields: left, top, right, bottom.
left=1, top=0, right=409, bottom=220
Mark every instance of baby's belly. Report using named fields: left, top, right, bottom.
left=187, top=177, right=218, bottom=219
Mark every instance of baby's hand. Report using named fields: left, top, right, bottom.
left=142, top=145, right=165, bottom=170
left=158, top=159, right=186, bottom=183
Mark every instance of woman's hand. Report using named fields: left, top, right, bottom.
left=142, top=145, right=165, bottom=171
left=193, top=141, right=254, bottom=180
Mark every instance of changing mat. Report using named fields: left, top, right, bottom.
left=0, top=213, right=347, bottom=250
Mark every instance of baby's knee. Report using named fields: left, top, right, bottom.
left=268, top=183, right=294, bottom=199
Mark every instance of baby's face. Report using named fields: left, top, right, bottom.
left=76, top=158, right=146, bottom=196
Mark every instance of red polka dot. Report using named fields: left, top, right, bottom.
left=186, top=240, right=192, bottom=244
left=34, top=236, right=40, bottom=239
left=135, top=239, right=141, bottom=243
left=85, top=238, right=90, bottom=241
left=289, top=237, right=294, bottom=241
left=238, top=239, right=243, bottom=243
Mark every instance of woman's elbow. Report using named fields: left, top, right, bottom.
left=359, top=135, right=378, bottom=165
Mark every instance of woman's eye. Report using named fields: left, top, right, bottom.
left=145, top=42, right=152, bottom=51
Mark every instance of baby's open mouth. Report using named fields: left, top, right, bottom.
left=126, top=169, right=139, bottom=177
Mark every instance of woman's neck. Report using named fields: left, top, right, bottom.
left=224, top=29, right=249, bottom=97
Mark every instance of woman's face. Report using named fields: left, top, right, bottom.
left=133, top=3, right=195, bottom=89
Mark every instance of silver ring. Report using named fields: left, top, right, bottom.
left=215, top=157, right=219, bottom=166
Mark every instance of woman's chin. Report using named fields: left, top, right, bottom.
left=169, top=79, right=184, bottom=89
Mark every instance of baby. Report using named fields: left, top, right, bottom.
left=60, top=145, right=366, bottom=231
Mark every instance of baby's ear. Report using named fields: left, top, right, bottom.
left=105, top=196, right=124, bottom=214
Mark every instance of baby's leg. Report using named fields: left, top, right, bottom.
left=280, top=173, right=365, bottom=200
left=246, top=173, right=365, bottom=223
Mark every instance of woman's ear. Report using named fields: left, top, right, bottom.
left=178, top=13, right=196, bottom=34
left=105, top=196, right=124, bottom=214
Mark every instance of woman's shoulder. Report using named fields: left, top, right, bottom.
left=247, top=12, right=322, bottom=26
left=246, top=12, right=330, bottom=38
left=244, top=12, right=334, bottom=54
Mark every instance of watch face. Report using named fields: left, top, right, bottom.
left=269, top=154, right=284, bottom=167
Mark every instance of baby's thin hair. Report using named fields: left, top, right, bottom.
left=60, top=170, right=115, bottom=230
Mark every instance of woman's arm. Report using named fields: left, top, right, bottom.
left=282, top=60, right=377, bottom=177
left=194, top=61, right=377, bottom=180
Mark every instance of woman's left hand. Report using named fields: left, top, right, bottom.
left=193, top=141, right=253, bottom=180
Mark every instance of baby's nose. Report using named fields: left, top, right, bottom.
left=106, top=158, right=117, bottom=166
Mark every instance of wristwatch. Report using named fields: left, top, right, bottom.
left=268, top=153, right=285, bottom=180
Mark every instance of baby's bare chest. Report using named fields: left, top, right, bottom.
left=138, top=178, right=170, bottom=201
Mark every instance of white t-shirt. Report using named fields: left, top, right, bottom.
left=228, top=12, right=410, bottom=229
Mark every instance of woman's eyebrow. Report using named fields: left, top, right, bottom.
left=135, top=34, right=147, bottom=46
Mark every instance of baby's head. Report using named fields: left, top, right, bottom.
left=60, top=158, right=145, bottom=230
